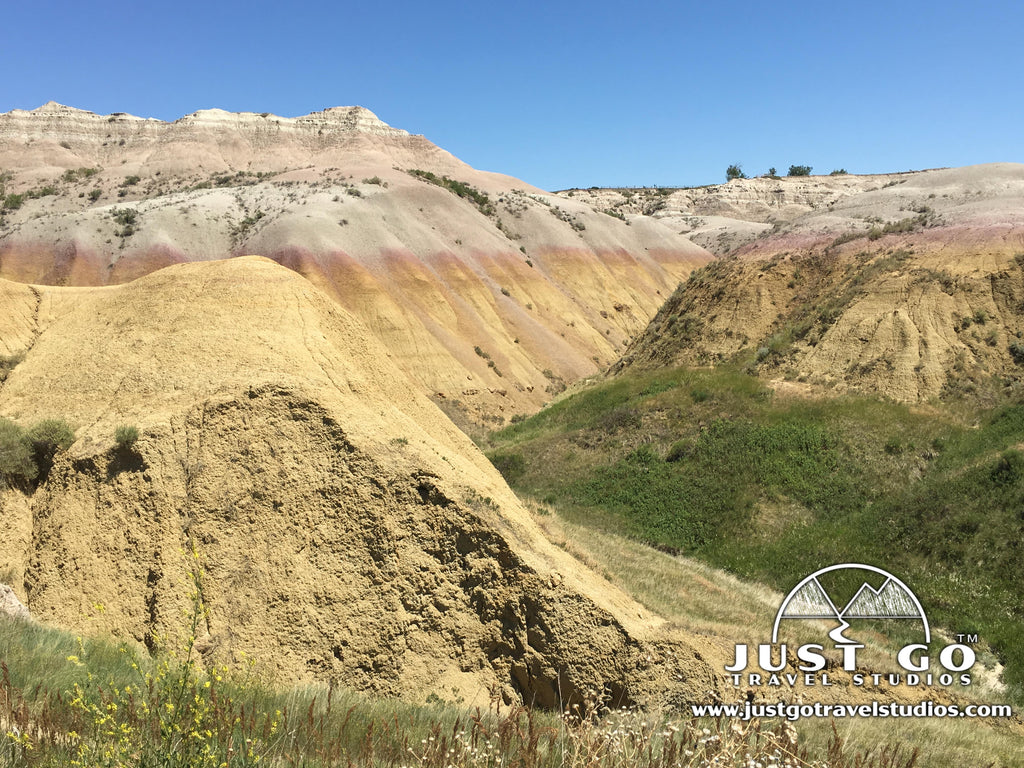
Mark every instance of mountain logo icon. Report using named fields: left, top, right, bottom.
left=771, top=563, right=930, bottom=644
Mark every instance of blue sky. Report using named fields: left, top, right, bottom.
left=3, top=0, right=1021, bottom=190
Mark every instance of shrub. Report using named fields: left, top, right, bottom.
left=88, top=188, right=101, bottom=201
left=26, top=419, right=75, bottom=479
left=0, top=419, right=35, bottom=484
left=991, top=449, right=1024, bottom=486
left=788, top=165, right=812, bottom=177
left=488, top=451, right=526, bottom=483
left=665, top=438, right=695, bottom=462
left=114, top=424, right=140, bottom=450
left=3, top=193, right=25, bottom=210
left=830, top=168, right=848, bottom=175
left=725, top=164, right=746, bottom=181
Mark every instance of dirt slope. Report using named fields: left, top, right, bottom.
left=0, top=103, right=710, bottom=425
left=0, top=257, right=718, bottom=707
left=612, top=164, right=1024, bottom=402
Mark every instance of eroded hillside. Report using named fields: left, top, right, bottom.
left=0, top=103, right=710, bottom=425
left=0, top=257, right=723, bottom=707
left=611, top=164, right=1024, bottom=402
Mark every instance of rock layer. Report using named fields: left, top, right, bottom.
left=0, top=103, right=710, bottom=424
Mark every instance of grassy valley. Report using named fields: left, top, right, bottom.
left=486, top=365, right=1024, bottom=703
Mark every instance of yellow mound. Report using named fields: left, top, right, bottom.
left=0, top=257, right=713, bottom=706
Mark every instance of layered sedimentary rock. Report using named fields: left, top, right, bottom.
left=0, top=103, right=710, bottom=424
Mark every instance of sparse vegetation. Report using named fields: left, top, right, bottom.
left=27, top=185, right=58, bottom=198
left=0, top=417, right=74, bottom=487
left=0, top=419, right=36, bottom=485
left=110, top=207, right=139, bottom=238
left=231, top=209, right=265, bottom=242
left=61, top=167, right=100, bottom=183
left=2, top=194, right=24, bottom=211
left=407, top=169, right=495, bottom=218
left=787, top=165, right=812, bottom=177
left=725, top=164, right=746, bottom=181
left=114, top=424, right=140, bottom=450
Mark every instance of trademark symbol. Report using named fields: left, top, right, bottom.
left=956, top=633, right=979, bottom=644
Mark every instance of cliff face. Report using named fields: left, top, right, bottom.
left=0, top=103, right=710, bottom=425
left=0, top=257, right=716, bottom=706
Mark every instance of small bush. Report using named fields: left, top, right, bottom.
left=665, top=438, right=695, bottom=462
left=27, top=419, right=75, bottom=479
left=788, top=165, right=812, bottom=177
left=991, top=449, right=1024, bottom=486
left=3, top=193, right=25, bottom=210
left=725, top=164, right=746, bottom=181
left=0, top=419, right=35, bottom=484
left=883, top=437, right=904, bottom=455
left=114, top=424, right=140, bottom=450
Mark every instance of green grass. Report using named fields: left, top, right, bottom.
left=487, top=365, right=1024, bottom=704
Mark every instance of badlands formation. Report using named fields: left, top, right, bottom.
left=0, top=103, right=709, bottom=425
left=606, top=164, right=1024, bottom=402
left=0, top=257, right=718, bottom=706
left=3, top=101, right=1022, bottom=712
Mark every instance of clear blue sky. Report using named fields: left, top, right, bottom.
left=3, top=0, right=1021, bottom=190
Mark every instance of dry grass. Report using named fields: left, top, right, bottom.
left=526, top=506, right=1023, bottom=768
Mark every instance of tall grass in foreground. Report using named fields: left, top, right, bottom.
left=0, top=613, right=922, bottom=768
